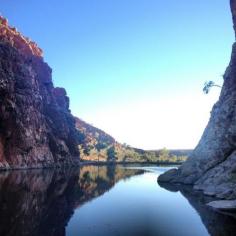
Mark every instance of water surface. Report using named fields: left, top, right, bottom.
left=0, top=165, right=235, bottom=236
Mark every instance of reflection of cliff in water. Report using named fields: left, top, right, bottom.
left=159, top=182, right=236, bottom=236
left=0, top=165, right=143, bottom=236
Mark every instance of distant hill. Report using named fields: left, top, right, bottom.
left=75, top=117, right=190, bottom=163
left=151, top=149, right=192, bottom=158
left=169, top=149, right=192, bottom=156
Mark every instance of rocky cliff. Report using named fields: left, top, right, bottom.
left=158, top=0, right=236, bottom=200
left=0, top=16, right=79, bottom=169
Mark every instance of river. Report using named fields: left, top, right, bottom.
left=0, top=165, right=235, bottom=236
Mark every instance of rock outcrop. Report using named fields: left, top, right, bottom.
left=158, top=0, right=236, bottom=200
left=0, top=16, right=79, bottom=169
left=0, top=16, right=42, bottom=57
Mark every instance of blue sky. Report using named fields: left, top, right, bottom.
left=1, top=0, right=234, bottom=149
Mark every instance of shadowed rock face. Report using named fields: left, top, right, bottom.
left=231, top=0, right=236, bottom=36
left=159, top=182, right=236, bottom=236
left=0, top=165, right=143, bottom=236
left=158, top=0, right=236, bottom=199
left=0, top=16, right=79, bottom=169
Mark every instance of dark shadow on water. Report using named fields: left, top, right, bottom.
left=158, top=182, right=236, bottom=236
left=0, top=165, right=144, bottom=236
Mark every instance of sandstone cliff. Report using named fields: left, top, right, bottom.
left=0, top=16, right=79, bottom=169
left=158, top=0, right=236, bottom=200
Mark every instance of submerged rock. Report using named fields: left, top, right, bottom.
left=0, top=16, right=79, bottom=169
left=158, top=0, right=236, bottom=200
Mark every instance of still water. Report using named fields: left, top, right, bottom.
left=0, top=165, right=235, bottom=236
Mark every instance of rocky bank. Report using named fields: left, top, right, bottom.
left=0, top=16, right=79, bottom=169
left=158, top=0, right=236, bottom=200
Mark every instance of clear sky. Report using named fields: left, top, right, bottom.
left=1, top=0, right=234, bottom=149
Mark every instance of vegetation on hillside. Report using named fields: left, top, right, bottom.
left=75, top=117, right=189, bottom=163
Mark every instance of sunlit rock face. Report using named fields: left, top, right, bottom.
left=0, top=16, right=42, bottom=57
left=0, top=16, right=79, bottom=169
left=158, top=0, right=236, bottom=199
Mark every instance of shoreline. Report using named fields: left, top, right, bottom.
left=0, top=160, right=183, bottom=172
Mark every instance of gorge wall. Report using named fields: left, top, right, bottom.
left=158, top=0, right=236, bottom=200
left=0, top=16, right=79, bottom=169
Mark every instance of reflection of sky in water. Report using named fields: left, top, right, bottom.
left=66, top=167, right=209, bottom=236
left=0, top=165, right=235, bottom=236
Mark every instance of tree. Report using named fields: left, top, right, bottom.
left=158, top=148, right=170, bottom=162
left=107, top=146, right=117, bottom=161
left=159, top=148, right=169, bottom=158
left=203, top=81, right=221, bottom=94
left=95, top=141, right=107, bottom=151
left=77, top=130, right=86, bottom=144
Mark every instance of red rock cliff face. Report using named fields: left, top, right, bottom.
left=0, top=16, right=42, bottom=57
left=0, top=16, right=79, bottom=169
